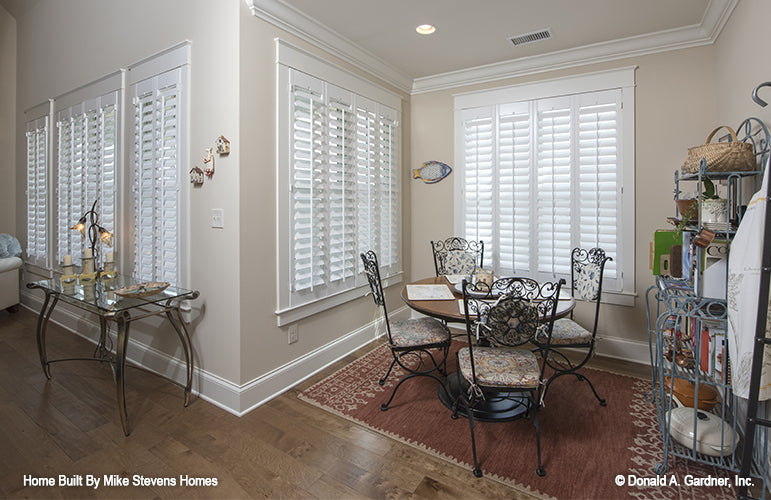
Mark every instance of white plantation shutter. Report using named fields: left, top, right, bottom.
left=131, top=67, right=183, bottom=283
left=536, top=97, right=572, bottom=278
left=277, top=51, right=402, bottom=319
left=458, top=85, right=627, bottom=293
left=377, top=106, right=400, bottom=273
left=578, top=91, right=620, bottom=288
left=356, top=96, right=377, bottom=269
left=497, top=102, right=531, bottom=275
left=26, top=115, right=49, bottom=265
left=55, top=90, right=118, bottom=265
left=290, top=72, right=326, bottom=292
left=462, top=107, right=494, bottom=258
left=327, top=86, right=358, bottom=285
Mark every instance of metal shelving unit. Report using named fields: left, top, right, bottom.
left=646, top=117, right=770, bottom=498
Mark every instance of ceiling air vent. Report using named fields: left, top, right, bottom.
left=508, top=28, right=552, bottom=47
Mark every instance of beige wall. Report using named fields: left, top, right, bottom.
left=14, top=0, right=244, bottom=383
left=715, top=0, right=771, bottom=127
left=410, top=46, right=718, bottom=351
left=0, top=4, right=15, bottom=234
left=237, top=3, right=411, bottom=383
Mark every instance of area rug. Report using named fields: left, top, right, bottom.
left=299, top=341, right=737, bottom=500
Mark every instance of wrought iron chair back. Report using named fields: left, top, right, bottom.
left=361, top=250, right=392, bottom=339
left=431, top=237, right=484, bottom=276
left=569, top=247, right=612, bottom=332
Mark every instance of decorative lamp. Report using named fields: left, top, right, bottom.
left=71, top=199, right=115, bottom=280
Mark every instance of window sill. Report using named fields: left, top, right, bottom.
left=276, top=272, right=404, bottom=326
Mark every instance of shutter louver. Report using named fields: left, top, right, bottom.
left=356, top=99, right=377, bottom=266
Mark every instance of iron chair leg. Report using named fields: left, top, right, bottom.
left=543, top=347, right=606, bottom=406
left=533, top=394, right=545, bottom=477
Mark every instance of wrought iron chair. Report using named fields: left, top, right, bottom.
left=360, top=250, right=451, bottom=411
left=540, top=247, right=612, bottom=406
left=453, top=277, right=564, bottom=478
left=431, top=237, right=484, bottom=277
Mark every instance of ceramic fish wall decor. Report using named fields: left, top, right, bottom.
left=413, top=161, right=452, bottom=184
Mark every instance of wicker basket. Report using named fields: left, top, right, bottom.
left=682, top=126, right=756, bottom=173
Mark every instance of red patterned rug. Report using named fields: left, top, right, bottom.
left=299, top=341, right=738, bottom=499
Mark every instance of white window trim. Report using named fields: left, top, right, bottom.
left=24, top=100, right=54, bottom=272
left=453, top=67, right=636, bottom=306
left=275, top=39, right=403, bottom=326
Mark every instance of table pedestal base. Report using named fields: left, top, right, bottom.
left=439, top=372, right=529, bottom=422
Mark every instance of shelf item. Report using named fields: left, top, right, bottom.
left=114, top=281, right=170, bottom=298
left=664, top=376, right=719, bottom=410
left=668, top=407, right=739, bottom=457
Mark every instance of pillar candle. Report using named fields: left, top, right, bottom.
left=105, top=252, right=114, bottom=262
left=63, top=254, right=73, bottom=266
left=84, top=248, right=93, bottom=258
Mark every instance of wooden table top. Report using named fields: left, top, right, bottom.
left=400, top=276, right=575, bottom=324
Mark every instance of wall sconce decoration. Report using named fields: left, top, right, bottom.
left=203, top=147, right=215, bottom=178
left=190, top=166, right=205, bottom=186
left=216, top=135, right=230, bottom=155
left=70, top=199, right=113, bottom=281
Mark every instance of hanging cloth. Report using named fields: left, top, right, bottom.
left=727, top=160, right=771, bottom=400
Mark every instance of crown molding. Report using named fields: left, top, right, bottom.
left=412, top=0, right=738, bottom=94
left=244, top=0, right=413, bottom=95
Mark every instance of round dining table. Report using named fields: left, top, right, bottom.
left=400, top=275, right=576, bottom=421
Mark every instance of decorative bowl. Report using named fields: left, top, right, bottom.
left=114, top=282, right=170, bottom=298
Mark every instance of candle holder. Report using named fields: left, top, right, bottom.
left=61, top=261, right=77, bottom=284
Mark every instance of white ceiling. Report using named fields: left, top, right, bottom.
left=282, top=0, right=709, bottom=79
left=252, top=0, right=737, bottom=93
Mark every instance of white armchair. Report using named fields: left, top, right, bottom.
left=0, top=256, right=22, bottom=312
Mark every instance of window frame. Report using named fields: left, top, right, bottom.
left=453, top=67, right=636, bottom=305
left=24, top=100, right=53, bottom=271
left=275, top=39, right=403, bottom=326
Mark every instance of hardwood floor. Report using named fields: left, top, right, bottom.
left=0, top=308, right=650, bottom=499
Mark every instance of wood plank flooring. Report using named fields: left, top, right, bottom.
left=0, top=307, right=649, bottom=499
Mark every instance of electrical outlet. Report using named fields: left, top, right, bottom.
left=288, top=324, right=299, bottom=344
left=211, top=208, right=224, bottom=228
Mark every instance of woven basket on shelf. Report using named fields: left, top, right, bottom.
left=682, top=125, right=756, bottom=173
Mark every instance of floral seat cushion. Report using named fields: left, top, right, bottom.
left=457, top=346, right=540, bottom=389
left=390, top=317, right=450, bottom=348
left=575, top=262, right=601, bottom=300
left=442, top=250, right=477, bottom=275
left=539, top=318, right=593, bottom=345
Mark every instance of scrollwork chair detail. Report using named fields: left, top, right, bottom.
left=431, top=237, right=484, bottom=276
left=540, top=247, right=612, bottom=406
left=360, top=251, right=451, bottom=411
left=454, top=277, right=565, bottom=478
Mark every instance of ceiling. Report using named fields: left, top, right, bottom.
left=255, top=0, right=736, bottom=93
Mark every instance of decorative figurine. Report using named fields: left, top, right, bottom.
left=190, top=166, right=205, bottom=185
left=216, top=135, right=230, bottom=155
left=203, top=147, right=215, bottom=177
left=413, top=161, right=452, bottom=184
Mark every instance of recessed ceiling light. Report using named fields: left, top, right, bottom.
left=416, top=24, right=436, bottom=35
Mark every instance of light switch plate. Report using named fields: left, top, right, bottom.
left=288, top=324, right=299, bottom=344
left=211, top=208, right=224, bottom=228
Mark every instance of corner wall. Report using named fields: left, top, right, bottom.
left=0, top=4, right=15, bottom=234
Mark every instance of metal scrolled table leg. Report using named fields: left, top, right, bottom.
left=114, top=311, right=131, bottom=436
left=165, top=304, right=194, bottom=406
left=34, top=290, right=59, bottom=379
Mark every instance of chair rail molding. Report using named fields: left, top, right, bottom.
left=244, top=0, right=412, bottom=95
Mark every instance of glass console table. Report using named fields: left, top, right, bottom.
left=27, top=275, right=199, bottom=436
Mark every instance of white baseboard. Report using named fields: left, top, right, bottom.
left=19, top=289, right=409, bottom=416
left=595, top=335, right=652, bottom=366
